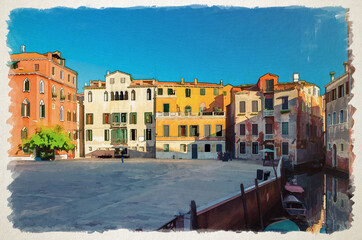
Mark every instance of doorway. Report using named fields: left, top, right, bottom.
left=192, top=144, right=198, bottom=159
left=332, top=144, right=337, bottom=168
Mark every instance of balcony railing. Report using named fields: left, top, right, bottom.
left=110, top=122, right=127, bottom=128
left=156, top=111, right=225, bottom=118
left=264, top=134, right=274, bottom=140
left=111, top=138, right=127, bottom=145
left=263, top=110, right=274, bottom=117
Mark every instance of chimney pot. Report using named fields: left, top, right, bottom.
left=194, top=78, right=198, bottom=85
left=98, top=81, right=102, bottom=87
left=220, top=79, right=223, bottom=85
left=107, top=71, right=110, bottom=75
left=181, top=78, right=184, bottom=85
left=330, top=72, right=335, bottom=81
left=293, top=73, right=299, bottom=82
left=343, top=62, right=349, bottom=73
left=20, top=45, right=25, bottom=53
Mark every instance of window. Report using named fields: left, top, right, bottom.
left=180, top=144, right=187, bottom=152
left=145, top=112, right=153, bottom=124
left=52, top=67, right=55, bottom=75
left=204, top=125, right=211, bottom=137
left=73, top=111, right=77, bottom=122
left=68, top=93, right=71, bottom=101
left=39, top=100, right=45, bottom=118
left=158, top=88, right=163, bottom=95
left=338, top=85, right=345, bottom=98
left=240, top=142, right=246, bottom=154
left=346, top=82, right=349, bottom=95
left=163, top=125, right=170, bottom=137
left=179, top=125, right=187, bottom=137
left=21, top=99, right=30, bottom=117
left=115, top=92, right=119, bottom=101
left=87, top=91, right=92, bottom=102
left=60, top=106, right=64, bottom=121
left=67, top=111, right=71, bottom=121
left=240, top=124, right=246, bottom=135
left=327, top=114, right=331, bottom=126
left=214, top=88, right=219, bottom=95
left=340, top=110, right=344, bottom=124
left=68, top=74, right=70, bottom=82
left=282, top=122, right=288, bottom=135
left=185, top=105, right=192, bottom=113
left=216, top=144, right=222, bottom=153
left=239, top=101, right=246, bottom=113
left=104, top=91, right=108, bottom=101
left=110, top=78, right=115, bottom=84
left=21, top=127, right=28, bottom=139
left=121, top=113, right=127, bottom=123
left=112, top=113, right=120, bottom=123
left=282, top=142, right=289, bottom=155
left=265, top=79, right=274, bottom=92
left=86, top=113, right=93, bottom=124
left=121, top=77, right=126, bottom=83
left=146, top=129, right=152, bottom=140
left=131, top=129, right=137, bottom=141
left=39, top=80, right=44, bottom=94
left=252, top=100, right=258, bottom=112
left=205, top=144, right=211, bottom=152
left=313, top=87, right=316, bottom=96
left=223, top=91, right=227, bottom=96
left=60, top=70, right=64, bottom=80
left=333, top=112, right=336, bottom=124
left=60, top=88, right=65, bottom=101
left=332, top=89, right=337, bottom=101
left=104, top=130, right=109, bottom=141
left=252, top=124, right=258, bottom=136
left=103, top=113, right=110, bottom=124
left=130, top=113, right=137, bottom=124
left=73, top=93, right=76, bottom=102
left=341, top=144, right=344, bottom=152
left=119, top=91, right=124, bottom=100
left=72, top=76, right=75, bottom=84
left=111, top=92, right=115, bottom=101
left=216, top=125, right=223, bottom=136
left=167, top=88, right=174, bottom=95
left=147, top=89, right=152, bottom=100
left=185, top=89, right=191, bottom=97
left=86, top=130, right=93, bottom=141
left=190, top=125, right=199, bottom=137
left=163, top=144, right=169, bottom=152
left=73, top=131, right=77, bottom=140
left=200, top=89, right=205, bottom=95
left=252, top=142, right=259, bottom=154
left=265, top=98, right=273, bottom=110
left=131, top=90, right=136, bottom=100
left=51, top=85, right=56, bottom=99
left=23, top=78, right=30, bottom=92
left=281, top=97, right=289, bottom=110
left=265, top=123, right=273, bottom=134
left=124, top=91, right=128, bottom=100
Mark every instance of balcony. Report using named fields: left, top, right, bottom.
left=111, top=138, right=127, bottom=145
left=110, top=122, right=127, bottom=128
left=263, top=110, right=274, bottom=117
left=156, top=111, right=225, bottom=118
left=264, top=134, right=274, bottom=141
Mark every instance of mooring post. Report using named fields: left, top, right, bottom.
left=190, top=200, right=198, bottom=231
left=240, top=184, right=249, bottom=230
left=254, top=178, right=264, bottom=230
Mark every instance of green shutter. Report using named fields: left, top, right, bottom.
left=27, top=102, right=30, bottom=117
left=144, top=112, right=147, bottom=124
left=42, top=104, right=45, bottom=118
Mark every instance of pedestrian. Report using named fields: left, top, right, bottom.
left=121, top=155, right=124, bottom=163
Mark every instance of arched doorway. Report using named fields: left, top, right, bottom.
left=332, top=144, right=337, bottom=168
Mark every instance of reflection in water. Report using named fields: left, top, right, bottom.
left=287, top=171, right=352, bottom=233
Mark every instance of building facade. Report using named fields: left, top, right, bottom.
left=8, top=50, right=78, bottom=160
left=155, top=78, right=232, bottom=159
left=231, top=73, right=324, bottom=165
left=324, top=63, right=352, bottom=174
left=83, top=71, right=156, bottom=157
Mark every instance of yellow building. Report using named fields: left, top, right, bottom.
left=155, top=78, right=232, bottom=159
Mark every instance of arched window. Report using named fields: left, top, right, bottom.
left=68, top=92, right=71, bottom=101
left=60, top=88, right=65, bottom=101
left=21, top=127, right=28, bottom=139
left=185, top=105, right=192, bottom=113
left=39, top=100, right=45, bottom=118
left=125, top=91, right=128, bottom=100
left=111, top=92, right=114, bottom=101
left=87, top=91, right=92, bottom=102
left=104, top=91, right=108, bottom=101
left=340, top=110, right=344, bottom=124
left=39, top=80, right=44, bottom=94
left=333, top=112, right=336, bottom=125
left=21, top=98, right=30, bottom=117
left=147, top=88, right=151, bottom=100
left=120, top=91, right=124, bottom=100
left=51, top=85, right=56, bottom=99
left=131, top=90, right=136, bottom=100
left=115, top=92, right=119, bottom=101
left=60, top=106, right=64, bottom=121
left=23, top=78, right=30, bottom=92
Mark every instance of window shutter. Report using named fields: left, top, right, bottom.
left=144, top=113, right=147, bottom=124
left=178, top=126, right=181, bottom=137
left=135, top=113, right=137, bottom=124
left=27, top=102, right=30, bottom=117
left=42, top=104, right=45, bottom=117
left=21, top=103, right=24, bottom=117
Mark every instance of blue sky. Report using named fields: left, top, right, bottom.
left=7, top=6, right=348, bottom=93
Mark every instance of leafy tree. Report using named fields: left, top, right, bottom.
left=21, top=125, right=75, bottom=160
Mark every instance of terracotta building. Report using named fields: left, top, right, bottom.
left=8, top=48, right=78, bottom=160
left=231, top=73, right=324, bottom=166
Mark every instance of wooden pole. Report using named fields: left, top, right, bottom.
left=190, top=200, right=198, bottom=230
left=240, top=184, right=249, bottom=230
left=254, top=178, right=264, bottom=230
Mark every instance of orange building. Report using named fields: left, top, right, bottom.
left=8, top=49, right=78, bottom=160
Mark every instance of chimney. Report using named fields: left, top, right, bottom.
left=20, top=45, right=25, bottom=53
left=293, top=73, right=299, bottom=82
left=194, top=78, right=198, bottom=85
left=330, top=72, right=335, bottom=81
left=98, top=81, right=102, bottom=87
left=84, top=83, right=87, bottom=87
left=220, top=79, right=223, bottom=86
left=107, top=71, right=110, bottom=75
left=343, top=62, right=349, bottom=73
left=181, top=78, right=184, bottom=85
